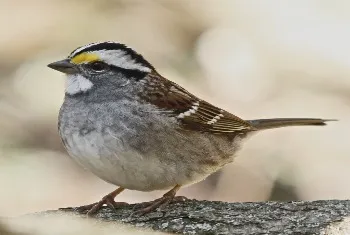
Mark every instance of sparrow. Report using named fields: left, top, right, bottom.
left=47, top=41, right=335, bottom=215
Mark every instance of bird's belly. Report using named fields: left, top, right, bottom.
left=62, top=131, right=209, bottom=191
left=61, top=127, right=236, bottom=192
left=62, top=132, right=159, bottom=191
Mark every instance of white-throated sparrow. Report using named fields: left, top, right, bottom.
left=48, top=41, right=334, bottom=216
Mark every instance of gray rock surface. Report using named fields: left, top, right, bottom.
left=52, top=199, right=350, bottom=234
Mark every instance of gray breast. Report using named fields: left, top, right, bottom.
left=58, top=97, right=242, bottom=191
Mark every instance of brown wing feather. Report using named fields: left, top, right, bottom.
left=140, top=73, right=254, bottom=134
left=183, top=100, right=255, bottom=133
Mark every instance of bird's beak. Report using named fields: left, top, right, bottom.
left=47, top=59, right=78, bottom=74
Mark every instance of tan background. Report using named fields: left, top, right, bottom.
left=0, top=0, right=349, bottom=221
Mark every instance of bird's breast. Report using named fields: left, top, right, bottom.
left=58, top=99, right=242, bottom=191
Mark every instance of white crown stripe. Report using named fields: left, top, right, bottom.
left=69, top=42, right=100, bottom=58
left=69, top=41, right=117, bottom=58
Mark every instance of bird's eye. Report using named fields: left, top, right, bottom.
left=89, top=61, right=107, bottom=72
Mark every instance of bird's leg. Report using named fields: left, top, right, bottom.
left=73, top=187, right=128, bottom=216
left=134, top=185, right=187, bottom=215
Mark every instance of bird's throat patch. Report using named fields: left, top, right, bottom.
left=65, top=74, right=94, bottom=95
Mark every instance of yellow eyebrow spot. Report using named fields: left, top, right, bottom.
left=70, top=52, right=100, bottom=64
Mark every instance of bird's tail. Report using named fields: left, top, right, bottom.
left=247, top=118, right=336, bottom=130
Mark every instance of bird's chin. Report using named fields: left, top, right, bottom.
left=65, top=74, right=94, bottom=95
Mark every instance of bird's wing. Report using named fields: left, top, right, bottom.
left=139, top=73, right=255, bottom=134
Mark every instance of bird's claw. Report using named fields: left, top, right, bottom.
left=132, top=195, right=188, bottom=216
left=69, top=197, right=128, bottom=217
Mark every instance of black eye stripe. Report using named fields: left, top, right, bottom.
left=83, top=61, right=147, bottom=80
left=109, top=65, right=147, bottom=80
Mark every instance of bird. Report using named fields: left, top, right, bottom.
left=47, top=41, right=335, bottom=216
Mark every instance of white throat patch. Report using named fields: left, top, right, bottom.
left=65, top=74, right=93, bottom=95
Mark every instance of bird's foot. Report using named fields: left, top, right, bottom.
left=133, top=193, right=187, bottom=216
left=74, top=195, right=129, bottom=217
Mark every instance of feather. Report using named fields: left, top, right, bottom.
left=139, top=73, right=254, bottom=134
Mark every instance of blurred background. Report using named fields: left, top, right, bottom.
left=1, top=0, right=350, bottom=220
